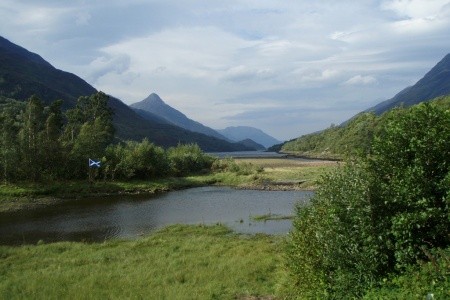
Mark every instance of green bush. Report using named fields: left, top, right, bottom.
left=368, top=103, right=450, bottom=269
left=167, top=144, right=214, bottom=176
left=284, top=102, right=450, bottom=298
left=283, top=163, right=379, bottom=298
left=103, top=139, right=168, bottom=180
left=363, top=248, right=450, bottom=299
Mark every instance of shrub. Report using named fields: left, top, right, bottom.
left=284, top=102, right=450, bottom=298
left=363, top=248, right=450, bottom=299
left=283, top=163, right=379, bottom=298
left=167, top=144, right=214, bottom=176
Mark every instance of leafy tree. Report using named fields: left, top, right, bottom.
left=285, top=102, right=450, bottom=298
left=18, top=95, right=46, bottom=181
left=368, top=103, right=450, bottom=269
left=167, top=144, right=214, bottom=176
left=64, top=92, right=114, bottom=178
left=41, top=99, right=65, bottom=179
left=0, top=99, right=23, bottom=182
left=103, top=139, right=168, bottom=180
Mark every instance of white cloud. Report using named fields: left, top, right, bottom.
left=222, top=65, right=275, bottom=83
left=343, top=75, right=378, bottom=86
left=381, top=0, right=450, bottom=18
left=87, top=54, right=131, bottom=82
left=1, top=0, right=449, bottom=139
left=294, top=69, right=340, bottom=83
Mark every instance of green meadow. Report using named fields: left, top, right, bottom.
left=0, top=225, right=281, bottom=300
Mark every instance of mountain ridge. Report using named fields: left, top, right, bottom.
left=217, top=126, right=282, bottom=148
left=131, top=93, right=231, bottom=141
left=0, top=36, right=253, bottom=152
left=366, top=53, right=450, bottom=114
left=279, top=53, right=450, bottom=157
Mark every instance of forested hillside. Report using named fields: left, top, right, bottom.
left=0, top=36, right=254, bottom=152
left=0, top=93, right=214, bottom=183
left=281, top=95, right=450, bottom=159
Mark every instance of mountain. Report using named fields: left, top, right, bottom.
left=217, top=126, right=282, bottom=148
left=366, top=53, right=450, bottom=115
left=0, top=36, right=96, bottom=108
left=0, top=36, right=252, bottom=152
left=237, top=139, right=266, bottom=151
left=278, top=53, right=450, bottom=158
left=131, top=93, right=229, bottom=141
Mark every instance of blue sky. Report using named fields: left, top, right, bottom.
left=1, top=0, right=450, bottom=140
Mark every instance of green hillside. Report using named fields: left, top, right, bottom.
left=281, top=95, right=450, bottom=159
left=0, top=36, right=252, bottom=152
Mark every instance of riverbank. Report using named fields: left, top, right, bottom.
left=0, top=158, right=338, bottom=214
left=0, top=224, right=282, bottom=299
left=0, top=176, right=217, bottom=213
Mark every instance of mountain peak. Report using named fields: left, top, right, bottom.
left=131, top=94, right=231, bottom=141
left=143, top=93, right=165, bottom=105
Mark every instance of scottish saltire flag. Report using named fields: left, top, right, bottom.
left=89, top=158, right=101, bottom=168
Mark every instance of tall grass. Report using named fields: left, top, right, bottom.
left=0, top=225, right=282, bottom=299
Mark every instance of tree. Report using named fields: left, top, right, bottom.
left=285, top=102, right=450, bottom=298
left=368, top=103, right=450, bottom=269
left=64, top=92, right=114, bottom=178
left=41, top=99, right=65, bottom=179
left=0, top=99, right=23, bottom=182
left=18, top=95, right=46, bottom=181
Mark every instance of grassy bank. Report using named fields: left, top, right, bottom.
left=0, top=176, right=217, bottom=213
left=0, top=157, right=336, bottom=213
left=233, top=158, right=338, bottom=190
left=0, top=224, right=282, bottom=299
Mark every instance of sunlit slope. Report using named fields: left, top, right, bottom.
left=281, top=95, right=450, bottom=159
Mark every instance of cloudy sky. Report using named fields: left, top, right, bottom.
left=1, top=0, right=450, bottom=140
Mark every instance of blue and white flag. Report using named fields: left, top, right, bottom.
left=89, top=158, right=101, bottom=168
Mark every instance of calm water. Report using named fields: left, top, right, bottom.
left=0, top=187, right=313, bottom=245
left=208, top=151, right=287, bottom=158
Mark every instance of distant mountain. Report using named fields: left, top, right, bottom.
left=217, top=126, right=282, bottom=148
left=366, top=53, right=450, bottom=115
left=0, top=36, right=252, bottom=152
left=237, top=138, right=266, bottom=151
left=278, top=53, right=450, bottom=158
left=131, top=93, right=229, bottom=141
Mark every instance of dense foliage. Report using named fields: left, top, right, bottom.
left=103, top=141, right=214, bottom=180
left=282, top=95, right=450, bottom=159
left=0, top=93, right=114, bottom=181
left=0, top=93, right=215, bottom=183
left=284, top=102, right=450, bottom=298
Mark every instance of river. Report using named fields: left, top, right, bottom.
left=0, top=186, right=313, bottom=245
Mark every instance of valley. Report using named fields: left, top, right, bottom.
left=0, top=27, right=449, bottom=300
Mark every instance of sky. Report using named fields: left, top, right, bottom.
left=1, top=0, right=450, bottom=141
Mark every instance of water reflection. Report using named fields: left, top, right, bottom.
left=0, top=187, right=313, bottom=245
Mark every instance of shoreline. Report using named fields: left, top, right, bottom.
left=0, top=157, right=335, bottom=214
left=0, top=179, right=314, bottom=215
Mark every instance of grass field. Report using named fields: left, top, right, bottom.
left=234, top=158, right=339, bottom=190
left=0, top=225, right=282, bottom=300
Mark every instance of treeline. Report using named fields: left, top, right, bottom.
left=103, top=141, right=213, bottom=180
left=283, top=101, right=450, bottom=298
left=281, top=95, right=450, bottom=159
left=0, top=93, right=214, bottom=182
